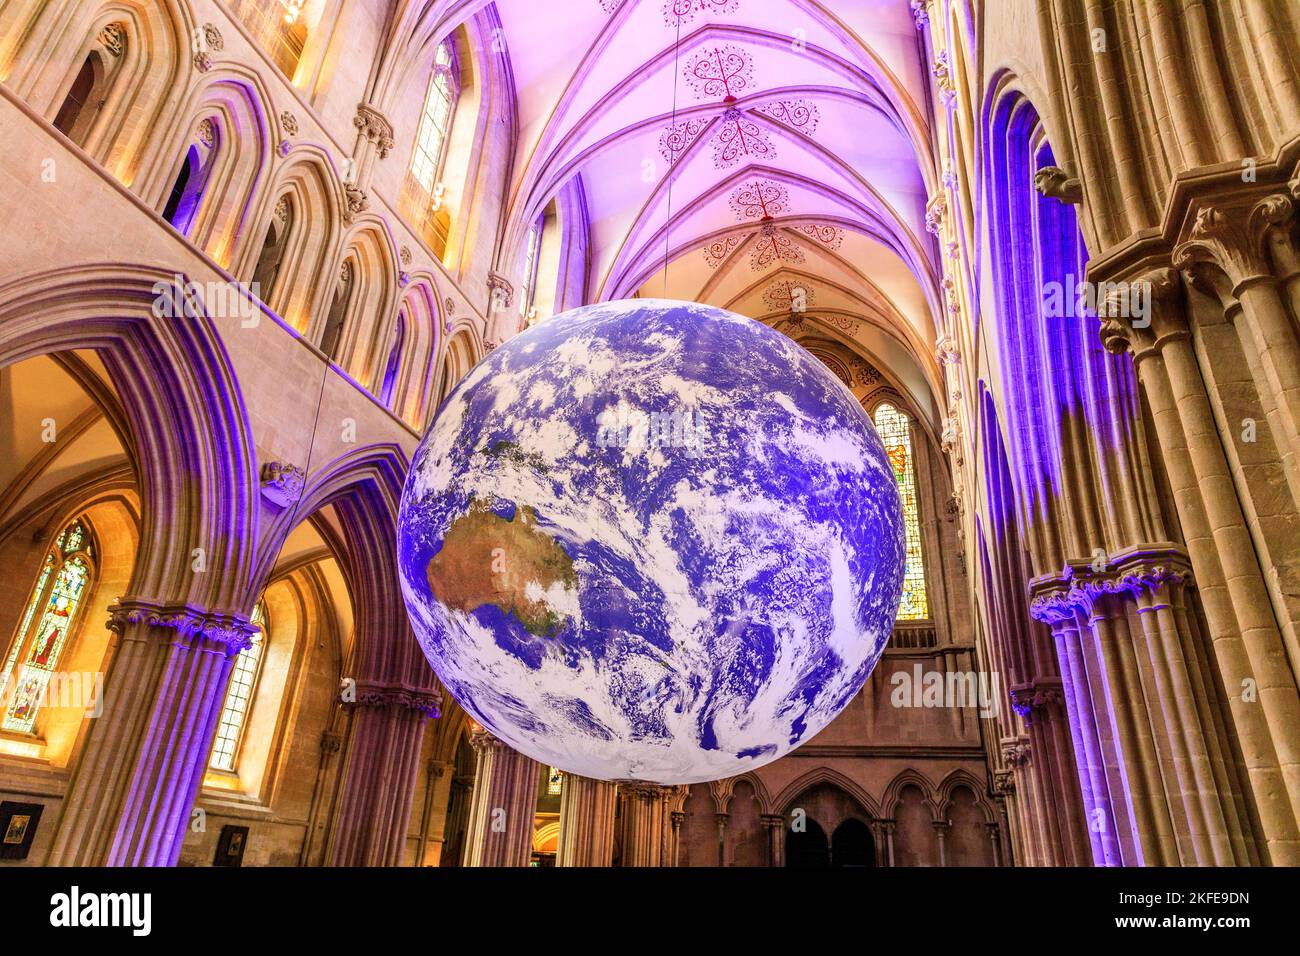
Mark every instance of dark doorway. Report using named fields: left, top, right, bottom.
left=785, top=818, right=829, bottom=867
left=831, top=818, right=875, bottom=867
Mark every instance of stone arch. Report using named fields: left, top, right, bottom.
left=330, top=220, right=401, bottom=387
left=4, top=0, right=192, bottom=179
left=772, top=766, right=881, bottom=820
left=0, top=263, right=257, bottom=611
left=144, top=67, right=276, bottom=264
left=394, top=278, right=443, bottom=430
left=237, top=146, right=346, bottom=329
left=882, top=768, right=939, bottom=819
left=436, top=325, right=483, bottom=408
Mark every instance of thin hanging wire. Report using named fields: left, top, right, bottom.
left=662, top=15, right=683, bottom=299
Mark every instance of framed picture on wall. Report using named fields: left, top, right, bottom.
left=0, top=801, right=43, bottom=860
left=214, top=824, right=250, bottom=867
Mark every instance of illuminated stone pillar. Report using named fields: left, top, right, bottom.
left=48, top=599, right=256, bottom=866
left=463, top=728, right=539, bottom=867
left=556, top=774, right=617, bottom=867
left=618, top=781, right=672, bottom=867
left=328, top=685, right=441, bottom=866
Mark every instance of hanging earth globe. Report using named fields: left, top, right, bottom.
left=397, top=300, right=905, bottom=785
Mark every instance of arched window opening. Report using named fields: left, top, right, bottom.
left=379, top=311, right=407, bottom=406
left=0, top=518, right=97, bottom=735
left=230, top=0, right=312, bottom=79
left=209, top=602, right=268, bottom=773
left=162, top=124, right=218, bottom=236
left=320, top=260, right=354, bottom=360
left=251, top=197, right=294, bottom=305
left=520, top=216, right=543, bottom=324
left=53, top=24, right=125, bottom=147
left=873, top=402, right=929, bottom=620
left=404, top=40, right=460, bottom=258
left=547, top=767, right=564, bottom=796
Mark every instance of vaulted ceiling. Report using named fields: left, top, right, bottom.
left=489, top=0, right=943, bottom=422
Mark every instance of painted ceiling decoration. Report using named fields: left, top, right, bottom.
left=492, top=0, right=942, bottom=423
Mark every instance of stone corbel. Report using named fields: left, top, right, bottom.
left=343, top=183, right=369, bottom=224
left=260, top=461, right=305, bottom=509
left=1033, top=166, right=1082, bottom=204
left=487, top=271, right=514, bottom=312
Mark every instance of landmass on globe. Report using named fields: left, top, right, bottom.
left=427, top=496, right=577, bottom=640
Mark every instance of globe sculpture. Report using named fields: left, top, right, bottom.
left=398, top=299, right=906, bottom=784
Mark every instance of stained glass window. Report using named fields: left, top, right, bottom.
left=209, top=603, right=267, bottom=772
left=547, top=767, right=564, bottom=796
left=0, top=519, right=95, bottom=734
left=411, top=42, right=458, bottom=193
left=873, top=403, right=929, bottom=620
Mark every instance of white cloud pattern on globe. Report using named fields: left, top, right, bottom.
left=398, top=300, right=905, bottom=784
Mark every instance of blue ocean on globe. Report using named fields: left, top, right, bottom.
left=397, top=299, right=905, bottom=784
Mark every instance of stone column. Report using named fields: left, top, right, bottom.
left=762, top=814, right=785, bottom=867
left=328, top=685, right=441, bottom=866
left=933, top=820, right=951, bottom=866
left=618, top=781, right=672, bottom=867
left=48, top=599, right=257, bottom=867
left=556, top=774, right=617, bottom=867
left=463, top=729, right=539, bottom=867
left=882, top=820, right=896, bottom=867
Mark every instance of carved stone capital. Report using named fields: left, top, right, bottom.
left=352, top=683, right=442, bottom=717
left=353, top=103, right=396, bottom=159
left=1173, top=199, right=1285, bottom=292
left=1009, top=680, right=1064, bottom=725
left=1034, top=165, right=1082, bottom=204
left=619, top=780, right=674, bottom=800
left=1000, top=738, right=1031, bottom=769
left=107, top=598, right=258, bottom=655
left=1029, top=546, right=1194, bottom=624
left=487, top=271, right=514, bottom=310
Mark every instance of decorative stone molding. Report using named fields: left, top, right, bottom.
left=925, top=194, right=946, bottom=235
left=196, top=117, right=216, bottom=148
left=931, top=51, right=956, bottom=108
left=321, top=731, right=343, bottom=755
left=107, top=598, right=258, bottom=655
left=343, top=183, right=369, bottom=223
left=935, top=334, right=960, bottom=366
left=279, top=110, right=299, bottom=136
left=259, top=461, right=305, bottom=508
left=910, top=0, right=930, bottom=29
left=201, top=23, right=224, bottom=52
left=193, top=51, right=214, bottom=74
left=1033, top=165, right=1082, bottom=204
left=353, top=104, right=396, bottom=159
left=399, top=245, right=413, bottom=266
left=993, top=769, right=1015, bottom=795
left=273, top=195, right=291, bottom=224
left=99, top=23, right=126, bottom=57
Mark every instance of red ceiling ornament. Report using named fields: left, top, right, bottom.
left=750, top=221, right=805, bottom=271
left=684, top=44, right=754, bottom=102
left=757, top=99, right=820, bottom=137
left=713, top=107, right=775, bottom=167
left=795, top=223, right=844, bottom=250
left=763, top=279, right=816, bottom=313
left=664, top=0, right=741, bottom=26
left=659, top=116, right=710, bottom=165
left=703, top=232, right=745, bottom=268
left=729, top=178, right=789, bottom=221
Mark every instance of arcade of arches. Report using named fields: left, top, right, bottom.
left=0, top=0, right=1297, bottom=868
